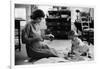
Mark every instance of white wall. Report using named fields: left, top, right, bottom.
left=15, top=4, right=32, bottom=27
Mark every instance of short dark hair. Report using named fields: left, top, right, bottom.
left=68, top=30, right=75, bottom=36
left=30, top=9, right=45, bottom=20
left=68, top=30, right=79, bottom=37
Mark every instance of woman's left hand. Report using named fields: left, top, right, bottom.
left=48, top=34, right=54, bottom=41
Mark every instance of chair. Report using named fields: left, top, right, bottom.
left=81, top=22, right=94, bottom=45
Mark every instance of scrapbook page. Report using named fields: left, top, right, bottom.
left=11, top=0, right=94, bottom=68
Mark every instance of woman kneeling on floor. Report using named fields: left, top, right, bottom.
left=22, top=9, right=63, bottom=62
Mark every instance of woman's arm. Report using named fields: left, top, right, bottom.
left=41, top=29, right=50, bottom=40
left=41, top=29, right=54, bottom=40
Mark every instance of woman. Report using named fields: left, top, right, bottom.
left=22, top=9, right=58, bottom=62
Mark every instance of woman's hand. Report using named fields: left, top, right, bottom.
left=48, top=34, right=54, bottom=41
left=43, top=34, right=54, bottom=41
left=41, top=42, right=50, bottom=49
left=48, top=34, right=54, bottom=37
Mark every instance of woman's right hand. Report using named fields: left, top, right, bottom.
left=41, top=42, right=49, bottom=49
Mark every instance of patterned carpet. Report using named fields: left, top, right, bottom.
left=15, top=40, right=94, bottom=65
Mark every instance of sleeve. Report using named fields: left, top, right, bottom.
left=23, top=23, right=43, bottom=44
